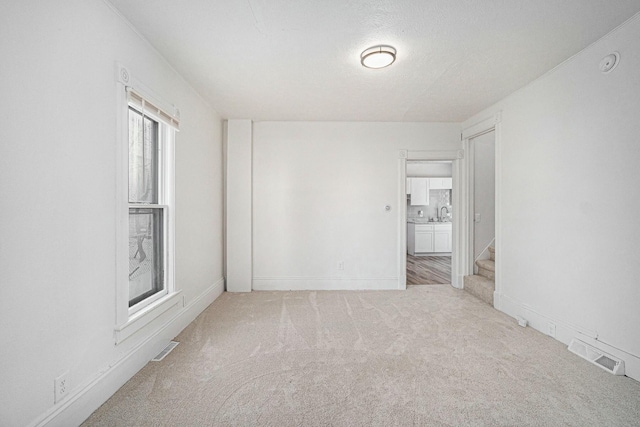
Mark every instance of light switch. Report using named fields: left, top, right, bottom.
left=474, top=213, right=481, bottom=223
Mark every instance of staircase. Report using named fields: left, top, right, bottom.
left=464, top=246, right=495, bottom=305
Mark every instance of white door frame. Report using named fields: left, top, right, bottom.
left=462, top=112, right=502, bottom=308
left=398, top=149, right=465, bottom=289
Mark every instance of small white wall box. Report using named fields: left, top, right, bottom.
left=568, top=339, right=625, bottom=375
left=516, top=316, right=528, bottom=327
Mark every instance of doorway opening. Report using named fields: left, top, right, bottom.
left=460, top=129, right=497, bottom=305
left=406, top=161, right=453, bottom=285
left=471, top=130, right=495, bottom=267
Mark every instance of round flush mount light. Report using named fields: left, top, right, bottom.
left=361, top=45, right=396, bottom=69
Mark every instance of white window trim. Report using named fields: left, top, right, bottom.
left=115, top=64, right=179, bottom=344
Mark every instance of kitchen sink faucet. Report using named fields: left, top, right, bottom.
left=440, top=206, right=450, bottom=221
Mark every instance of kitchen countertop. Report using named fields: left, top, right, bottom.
left=407, top=219, right=451, bottom=224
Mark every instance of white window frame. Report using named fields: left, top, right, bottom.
left=114, top=64, right=180, bottom=344
left=127, top=107, right=170, bottom=313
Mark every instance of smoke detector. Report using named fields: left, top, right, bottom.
left=599, top=52, right=620, bottom=74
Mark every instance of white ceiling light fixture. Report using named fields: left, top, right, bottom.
left=361, top=45, right=397, bottom=69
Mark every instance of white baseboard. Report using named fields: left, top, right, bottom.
left=252, top=277, right=400, bottom=291
left=453, top=274, right=465, bottom=289
left=496, top=292, right=640, bottom=382
left=398, top=274, right=407, bottom=290
left=33, top=278, right=225, bottom=427
left=493, top=290, right=501, bottom=310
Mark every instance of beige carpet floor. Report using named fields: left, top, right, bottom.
left=83, top=286, right=640, bottom=426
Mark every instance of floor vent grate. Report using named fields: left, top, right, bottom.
left=152, top=341, right=179, bottom=362
left=568, top=339, right=624, bottom=375
left=595, top=355, right=617, bottom=371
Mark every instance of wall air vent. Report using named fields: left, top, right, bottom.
left=568, top=339, right=625, bottom=375
left=152, top=341, right=179, bottom=362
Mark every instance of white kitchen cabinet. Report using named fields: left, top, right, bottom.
left=409, top=178, right=429, bottom=205
left=408, top=178, right=451, bottom=206
left=415, top=225, right=435, bottom=252
left=407, top=222, right=452, bottom=254
left=428, top=178, right=453, bottom=190
left=407, top=222, right=415, bottom=254
left=434, top=224, right=452, bottom=252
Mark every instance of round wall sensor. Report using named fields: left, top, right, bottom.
left=599, top=52, right=620, bottom=74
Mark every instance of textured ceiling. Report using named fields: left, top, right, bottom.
left=108, top=0, right=640, bottom=122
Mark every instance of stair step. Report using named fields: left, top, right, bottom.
left=488, top=245, right=495, bottom=261
left=464, top=275, right=494, bottom=306
left=476, top=259, right=495, bottom=272
left=478, top=267, right=495, bottom=280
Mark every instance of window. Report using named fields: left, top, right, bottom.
left=114, top=65, right=180, bottom=343
left=127, top=107, right=167, bottom=310
left=123, top=87, right=178, bottom=317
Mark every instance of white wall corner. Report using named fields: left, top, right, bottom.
left=398, top=155, right=407, bottom=291
left=452, top=274, right=464, bottom=289
left=398, top=274, right=407, bottom=290
left=462, top=117, right=495, bottom=140
left=492, top=291, right=501, bottom=310
left=225, top=120, right=253, bottom=292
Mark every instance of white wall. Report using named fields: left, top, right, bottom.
left=472, top=131, right=495, bottom=259
left=252, top=122, right=460, bottom=290
left=225, top=120, right=252, bottom=292
left=463, top=14, right=640, bottom=379
left=0, top=1, right=224, bottom=425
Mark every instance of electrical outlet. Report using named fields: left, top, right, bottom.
left=54, top=371, right=69, bottom=403
left=338, top=261, right=344, bottom=271
left=548, top=322, right=557, bottom=337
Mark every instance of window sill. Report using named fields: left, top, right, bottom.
left=114, top=291, right=182, bottom=344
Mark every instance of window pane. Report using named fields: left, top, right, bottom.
left=128, top=208, right=164, bottom=307
left=128, top=108, right=158, bottom=204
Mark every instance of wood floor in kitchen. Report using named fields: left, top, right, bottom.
left=406, top=254, right=451, bottom=285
